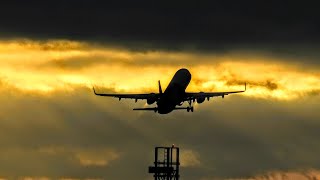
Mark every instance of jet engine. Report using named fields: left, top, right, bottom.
left=196, top=92, right=205, bottom=103
left=196, top=97, right=205, bottom=104
left=147, top=93, right=157, bottom=105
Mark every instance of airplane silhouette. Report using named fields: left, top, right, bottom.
left=93, top=68, right=246, bottom=114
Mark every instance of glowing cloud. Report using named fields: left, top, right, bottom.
left=74, top=149, right=120, bottom=167
left=0, top=39, right=319, bottom=100
left=180, top=149, right=201, bottom=167
left=200, top=169, right=320, bottom=180
left=38, top=146, right=120, bottom=167
left=239, top=169, right=320, bottom=180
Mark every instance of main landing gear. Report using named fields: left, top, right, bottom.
left=174, top=99, right=194, bottom=112
left=187, top=106, right=194, bottom=112
left=187, top=99, right=194, bottom=112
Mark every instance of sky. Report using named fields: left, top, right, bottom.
left=0, top=1, right=320, bottom=180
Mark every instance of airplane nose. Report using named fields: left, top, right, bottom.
left=178, top=68, right=190, bottom=73
left=178, top=68, right=191, bottom=77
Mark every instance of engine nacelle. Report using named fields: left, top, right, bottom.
left=196, top=92, right=205, bottom=103
left=147, top=93, right=157, bottom=105
left=196, top=97, right=205, bottom=104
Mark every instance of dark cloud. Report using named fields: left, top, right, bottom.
left=0, top=85, right=319, bottom=179
left=2, top=1, right=320, bottom=69
left=306, top=89, right=320, bottom=97
left=42, top=55, right=111, bottom=70
left=0, top=1, right=319, bottom=51
left=226, top=79, right=278, bottom=91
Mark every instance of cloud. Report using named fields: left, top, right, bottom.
left=15, top=178, right=103, bottom=180
left=180, top=149, right=201, bottom=167
left=0, top=39, right=319, bottom=101
left=0, top=39, right=319, bottom=179
left=74, top=149, right=120, bottom=167
left=222, top=169, right=320, bottom=180
left=0, top=1, right=319, bottom=53
left=43, top=56, right=110, bottom=70
left=226, top=79, right=278, bottom=91
left=59, top=179, right=103, bottom=180
left=0, top=85, right=320, bottom=179
left=306, top=89, right=320, bottom=97
left=249, top=170, right=320, bottom=180
left=19, top=177, right=50, bottom=180
left=38, top=146, right=120, bottom=167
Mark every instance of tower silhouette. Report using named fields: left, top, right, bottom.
left=148, top=145, right=180, bottom=180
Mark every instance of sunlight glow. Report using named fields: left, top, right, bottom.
left=0, top=39, right=319, bottom=100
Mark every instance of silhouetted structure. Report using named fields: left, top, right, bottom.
left=148, top=145, right=180, bottom=180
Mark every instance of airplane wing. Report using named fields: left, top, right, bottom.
left=93, top=87, right=159, bottom=100
left=184, top=83, right=246, bottom=101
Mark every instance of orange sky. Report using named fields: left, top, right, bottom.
left=0, top=39, right=319, bottom=100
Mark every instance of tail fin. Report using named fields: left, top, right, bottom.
left=158, top=80, right=163, bottom=94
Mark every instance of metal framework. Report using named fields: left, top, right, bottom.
left=148, top=146, right=180, bottom=180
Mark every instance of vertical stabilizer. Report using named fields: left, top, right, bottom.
left=158, top=80, right=163, bottom=94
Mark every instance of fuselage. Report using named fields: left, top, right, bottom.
left=157, top=68, right=191, bottom=114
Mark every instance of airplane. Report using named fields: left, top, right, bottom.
left=93, top=68, right=246, bottom=114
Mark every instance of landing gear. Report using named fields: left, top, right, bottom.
left=187, top=106, right=194, bottom=112
left=187, top=99, right=194, bottom=112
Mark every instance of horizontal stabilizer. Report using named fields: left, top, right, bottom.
left=174, top=107, right=191, bottom=110
left=133, top=107, right=158, bottom=111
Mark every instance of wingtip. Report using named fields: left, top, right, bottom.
left=92, top=86, right=97, bottom=95
left=158, top=80, right=163, bottom=94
